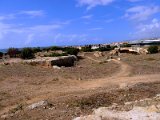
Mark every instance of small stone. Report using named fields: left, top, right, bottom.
left=147, top=105, right=159, bottom=112
left=27, top=100, right=49, bottom=110
left=10, top=113, right=14, bottom=117
left=78, top=77, right=82, bottom=81
left=156, top=94, right=160, bottom=97
left=125, top=102, right=132, bottom=105
left=53, top=66, right=61, bottom=70
left=119, top=83, right=128, bottom=89
left=1, top=114, right=8, bottom=119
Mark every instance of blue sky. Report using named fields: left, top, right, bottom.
left=0, top=0, right=160, bottom=48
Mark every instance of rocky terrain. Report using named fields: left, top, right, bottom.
left=0, top=52, right=160, bottom=120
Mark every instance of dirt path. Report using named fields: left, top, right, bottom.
left=84, top=55, right=131, bottom=77
left=78, top=57, right=160, bottom=89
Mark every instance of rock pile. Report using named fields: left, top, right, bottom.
left=73, top=94, right=160, bottom=120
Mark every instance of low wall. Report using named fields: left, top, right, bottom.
left=24, top=55, right=77, bottom=67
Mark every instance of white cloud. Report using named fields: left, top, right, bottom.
left=105, top=19, right=114, bottom=23
left=0, top=10, right=45, bottom=21
left=19, top=10, right=45, bottom=17
left=81, top=14, right=93, bottom=19
left=77, top=0, right=114, bottom=10
left=131, top=18, right=160, bottom=38
left=0, top=14, right=15, bottom=21
left=0, top=21, right=63, bottom=47
left=29, top=24, right=62, bottom=33
left=89, top=27, right=104, bottom=30
left=127, top=0, right=143, bottom=2
left=0, top=22, right=12, bottom=39
left=25, top=34, right=34, bottom=45
left=124, top=5, right=160, bottom=21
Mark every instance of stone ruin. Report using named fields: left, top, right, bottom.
left=110, top=47, right=148, bottom=56
left=23, top=55, right=77, bottom=67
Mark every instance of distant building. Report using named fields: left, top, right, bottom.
left=91, top=45, right=99, bottom=50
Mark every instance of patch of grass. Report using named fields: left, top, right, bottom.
left=148, top=46, right=159, bottom=54
left=0, top=92, right=11, bottom=101
left=0, top=104, right=4, bottom=111
left=52, top=78, right=59, bottom=81
left=145, top=57, right=156, bottom=61
left=44, top=53, right=68, bottom=57
left=70, top=98, right=97, bottom=109
left=9, top=103, right=24, bottom=114
left=68, top=82, right=160, bottom=110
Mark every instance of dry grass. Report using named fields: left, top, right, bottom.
left=121, top=53, right=160, bottom=75
left=0, top=52, right=160, bottom=120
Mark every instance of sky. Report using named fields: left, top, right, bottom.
left=0, top=0, right=160, bottom=49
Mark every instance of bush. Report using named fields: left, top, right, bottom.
left=32, top=47, right=42, bottom=53
left=21, top=48, right=35, bottom=59
left=97, top=45, right=114, bottom=51
left=7, top=48, right=21, bottom=58
left=148, top=46, right=159, bottom=54
left=81, top=45, right=92, bottom=52
left=42, top=47, right=50, bottom=52
left=64, top=47, right=79, bottom=56
left=44, top=53, right=68, bottom=57
left=0, top=52, right=3, bottom=58
left=121, top=43, right=131, bottom=47
left=50, top=46, right=64, bottom=51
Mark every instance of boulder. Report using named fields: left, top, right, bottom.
left=94, top=51, right=103, bottom=57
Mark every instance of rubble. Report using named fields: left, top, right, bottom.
left=73, top=94, right=160, bottom=120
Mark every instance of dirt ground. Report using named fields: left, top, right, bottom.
left=0, top=52, right=160, bottom=120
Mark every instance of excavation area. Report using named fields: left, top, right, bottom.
left=0, top=52, right=160, bottom=120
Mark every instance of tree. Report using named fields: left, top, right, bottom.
left=50, top=46, right=64, bottom=51
left=0, top=52, right=3, bottom=58
left=7, top=48, right=20, bottom=58
left=81, top=45, right=92, bottom=52
left=121, top=43, right=131, bottom=47
left=32, top=47, right=42, bottom=53
left=64, top=47, right=79, bottom=56
left=97, top=45, right=113, bottom=51
left=21, top=48, right=35, bottom=59
left=148, top=46, right=159, bottom=54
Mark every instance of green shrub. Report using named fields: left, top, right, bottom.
left=42, top=46, right=64, bottom=52
left=42, top=47, right=50, bottom=52
left=97, top=45, right=114, bottom=51
left=7, top=48, right=21, bottom=58
left=50, top=46, right=64, bottom=51
left=0, top=52, right=3, bottom=57
left=81, top=45, right=92, bottom=52
left=44, top=53, right=68, bottom=57
left=121, top=43, right=131, bottom=47
left=148, top=46, right=159, bottom=54
left=21, top=48, right=35, bottom=59
left=64, top=47, right=79, bottom=56
left=32, top=47, right=42, bottom=53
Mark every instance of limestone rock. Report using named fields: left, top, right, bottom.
left=27, top=100, right=49, bottom=110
